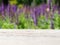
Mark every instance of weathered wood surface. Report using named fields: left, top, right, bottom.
left=0, top=30, right=60, bottom=45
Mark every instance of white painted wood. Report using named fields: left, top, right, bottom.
left=0, top=30, right=60, bottom=45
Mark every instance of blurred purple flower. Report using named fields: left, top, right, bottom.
left=1, top=4, right=4, bottom=16
left=52, top=5, right=58, bottom=12
left=11, top=5, right=17, bottom=13
left=30, top=9, right=37, bottom=25
left=17, top=8, right=23, bottom=15
left=5, top=4, right=10, bottom=16
left=40, top=4, right=47, bottom=15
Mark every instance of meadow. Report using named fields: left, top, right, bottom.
left=0, top=0, right=60, bottom=29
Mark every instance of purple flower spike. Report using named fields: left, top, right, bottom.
left=11, top=5, right=17, bottom=13
left=30, top=9, right=37, bottom=25
left=1, top=3, right=4, bottom=16
left=6, top=4, right=10, bottom=15
left=0, top=6, right=2, bottom=13
left=52, top=5, right=58, bottom=12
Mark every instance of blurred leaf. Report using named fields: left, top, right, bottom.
left=2, top=22, right=17, bottom=29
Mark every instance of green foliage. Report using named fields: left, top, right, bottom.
left=16, top=0, right=23, bottom=5
left=0, top=13, right=60, bottom=29
left=0, top=0, right=2, bottom=4
left=16, top=0, right=47, bottom=6
left=37, top=15, right=50, bottom=29
left=34, top=0, right=42, bottom=5
left=9, top=0, right=17, bottom=5
left=18, top=13, right=37, bottom=29
left=0, top=17, right=4, bottom=28
left=0, top=16, right=17, bottom=29
left=17, top=0, right=33, bottom=6
left=54, top=12, right=60, bottom=29
left=18, top=13, right=27, bottom=29
left=2, top=22, right=17, bottom=29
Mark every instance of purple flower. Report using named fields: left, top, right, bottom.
left=11, top=5, right=17, bottom=13
left=0, top=4, right=4, bottom=11
left=30, top=10, right=37, bottom=25
left=16, top=8, right=23, bottom=15
left=52, top=5, right=58, bottom=12
left=40, top=4, right=47, bottom=15
left=1, top=4, right=4, bottom=16
left=58, top=9, right=60, bottom=14
left=0, top=6, right=2, bottom=12
left=5, top=4, right=10, bottom=15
